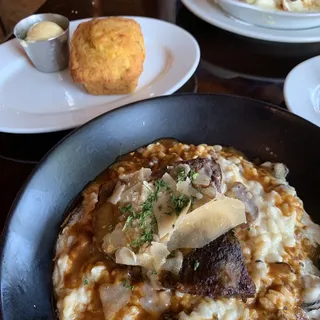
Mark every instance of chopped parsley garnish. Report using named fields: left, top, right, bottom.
left=155, top=179, right=170, bottom=195
left=129, top=181, right=164, bottom=247
left=155, top=179, right=190, bottom=215
left=151, top=270, right=158, bottom=275
left=123, top=178, right=191, bottom=248
left=120, top=204, right=134, bottom=214
left=189, top=169, right=199, bottom=182
left=131, top=239, right=141, bottom=247
left=122, top=279, right=134, bottom=290
left=137, top=184, right=163, bottom=244
left=177, top=167, right=199, bottom=183
left=131, top=218, right=157, bottom=247
left=177, top=167, right=188, bottom=182
left=194, top=261, right=200, bottom=271
left=83, top=279, right=89, bottom=285
left=140, top=230, right=154, bottom=244
left=170, top=194, right=190, bottom=214
left=190, top=196, right=196, bottom=211
left=122, top=215, right=133, bottom=231
left=121, top=204, right=137, bottom=231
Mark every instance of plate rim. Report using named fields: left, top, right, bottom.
left=0, top=16, right=200, bottom=134
left=181, top=0, right=320, bottom=43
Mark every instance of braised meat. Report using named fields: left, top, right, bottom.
left=154, top=157, right=223, bottom=193
left=182, top=157, right=222, bottom=193
left=166, top=230, right=256, bottom=299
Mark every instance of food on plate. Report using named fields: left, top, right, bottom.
left=25, top=21, right=64, bottom=42
left=69, top=17, right=145, bottom=95
left=236, top=0, right=320, bottom=11
left=53, top=139, right=320, bottom=319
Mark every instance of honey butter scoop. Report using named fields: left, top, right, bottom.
left=26, top=21, right=64, bottom=42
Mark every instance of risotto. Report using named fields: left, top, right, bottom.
left=53, top=139, right=320, bottom=320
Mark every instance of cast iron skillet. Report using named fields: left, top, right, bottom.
left=1, top=94, right=320, bottom=320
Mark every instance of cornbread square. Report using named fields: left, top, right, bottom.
left=70, top=17, right=145, bottom=95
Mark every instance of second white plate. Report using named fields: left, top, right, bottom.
left=181, top=0, right=320, bottom=43
left=284, top=55, right=320, bottom=128
left=0, top=17, right=200, bottom=133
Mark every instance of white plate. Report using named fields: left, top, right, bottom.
left=284, top=55, right=320, bottom=127
left=215, top=0, right=320, bottom=30
left=0, top=17, right=200, bottom=133
left=181, top=0, right=320, bottom=42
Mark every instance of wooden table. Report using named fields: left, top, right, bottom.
left=1, top=0, right=319, bottom=233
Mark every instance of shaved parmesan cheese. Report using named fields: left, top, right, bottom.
left=120, top=182, right=152, bottom=210
left=153, top=193, right=175, bottom=239
left=177, top=180, right=203, bottom=199
left=172, top=201, right=191, bottom=231
left=115, top=247, right=137, bottom=265
left=199, top=164, right=213, bottom=179
left=162, top=250, right=183, bottom=275
left=155, top=201, right=191, bottom=243
left=117, top=168, right=153, bottom=209
left=120, top=168, right=152, bottom=185
left=121, top=182, right=142, bottom=203
left=115, top=242, right=169, bottom=272
left=202, top=186, right=216, bottom=198
left=149, top=242, right=170, bottom=270
left=108, top=182, right=125, bottom=205
left=146, top=270, right=163, bottom=290
left=193, top=172, right=211, bottom=186
left=136, top=253, right=154, bottom=270
left=167, top=197, right=246, bottom=251
left=161, top=173, right=177, bottom=192
left=102, top=225, right=127, bottom=254
left=137, top=242, right=170, bottom=271
left=172, top=164, right=191, bottom=178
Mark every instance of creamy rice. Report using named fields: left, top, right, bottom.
left=53, top=140, right=320, bottom=320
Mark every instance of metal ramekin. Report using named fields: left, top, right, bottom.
left=13, top=13, right=70, bottom=73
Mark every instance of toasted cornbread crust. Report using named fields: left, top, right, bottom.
left=70, top=17, right=145, bottom=95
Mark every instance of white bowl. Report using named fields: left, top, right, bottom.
left=215, top=0, right=320, bottom=30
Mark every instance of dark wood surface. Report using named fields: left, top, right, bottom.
left=0, top=0, right=318, bottom=234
